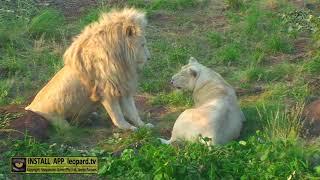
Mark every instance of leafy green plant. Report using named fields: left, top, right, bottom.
left=98, top=131, right=316, bottom=179
left=281, top=9, right=317, bottom=33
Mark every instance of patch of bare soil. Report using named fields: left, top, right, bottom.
left=135, top=95, right=169, bottom=119
left=149, top=11, right=176, bottom=23
left=0, top=94, right=174, bottom=147
left=288, top=0, right=305, bottom=8
left=149, top=0, right=229, bottom=37
left=236, top=86, right=264, bottom=97
left=191, top=1, right=229, bottom=32
left=38, top=0, right=98, bottom=19
left=0, top=104, right=25, bottom=114
left=134, top=95, right=178, bottom=138
left=290, top=0, right=320, bottom=12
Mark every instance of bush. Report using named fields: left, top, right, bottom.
left=28, top=9, right=65, bottom=38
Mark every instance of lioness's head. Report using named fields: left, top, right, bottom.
left=171, top=57, right=201, bottom=91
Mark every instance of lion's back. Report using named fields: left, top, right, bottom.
left=26, top=66, right=92, bottom=120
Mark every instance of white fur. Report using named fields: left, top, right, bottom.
left=162, top=57, right=245, bottom=145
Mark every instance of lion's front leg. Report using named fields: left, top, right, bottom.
left=120, top=96, right=153, bottom=128
left=101, top=97, right=137, bottom=131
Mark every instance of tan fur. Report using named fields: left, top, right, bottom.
left=160, top=57, right=245, bottom=145
left=26, top=8, right=152, bottom=130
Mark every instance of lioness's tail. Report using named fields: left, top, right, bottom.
left=158, top=138, right=171, bottom=144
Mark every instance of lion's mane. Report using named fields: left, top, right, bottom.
left=63, top=8, right=147, bottom=98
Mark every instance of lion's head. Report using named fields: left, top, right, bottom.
left=171, top=57, right=201, bottom=91
left=63, top=8, right=150, bottom=97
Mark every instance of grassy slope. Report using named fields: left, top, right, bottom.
left=0, top=0, right=320, bottom=179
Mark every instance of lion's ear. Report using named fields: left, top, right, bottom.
left=189, top=57, right=198, bottom=64
left=189, top=67, right=198, bottom=78
left=126, top=25, right=137, bottom=37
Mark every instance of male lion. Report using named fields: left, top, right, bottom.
left=25, top=8, right=152, bottom=130
left=160, top=57, right=245, bottom=145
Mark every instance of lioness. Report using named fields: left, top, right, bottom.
left=25, top=8, right=152, bottom=130
left=160, top=57, right=245, bottom=145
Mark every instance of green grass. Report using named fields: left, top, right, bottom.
left=77, top=7, right=111, bottom=29
left=151, top=91, right=193, bottom=107
left=207, top=31, right=224, bottom=48
left=1, top=0, right=320, bottom=178
left=241, top=63, right=295, bottom=83
left=304, top=56, right=320, bottom=74
left=257, top=103, right=303, bottom=140
left=28, top=9, right=65, bottom=38
left=216, top=42, right=242, bottom=64
left=226, top=0, right=244, bottom=10
left=128, top=0, right=200, bottom=12
left=0, top=81, right=11, bottom=105
left=98, top=132, right=318, bottom=179
left=265, top=34, right=293, bottom=54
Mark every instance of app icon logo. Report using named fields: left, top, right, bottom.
left=11, top=158, right=26, bottom=173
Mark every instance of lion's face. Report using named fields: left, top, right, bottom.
left=171, top=58, right=200, bottom=91
left=135, top=36, right=150, bottom=70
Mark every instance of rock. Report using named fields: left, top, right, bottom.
left=302, top=99, right=320, bottom=138
left=1, top=110, right=50, bottom=141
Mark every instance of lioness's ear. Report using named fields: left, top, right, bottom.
left=189, top=57, right=198, bottom=64
left=189, top=67, right=198, bottom=78
left=126, top=25, right=136, bottom=37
